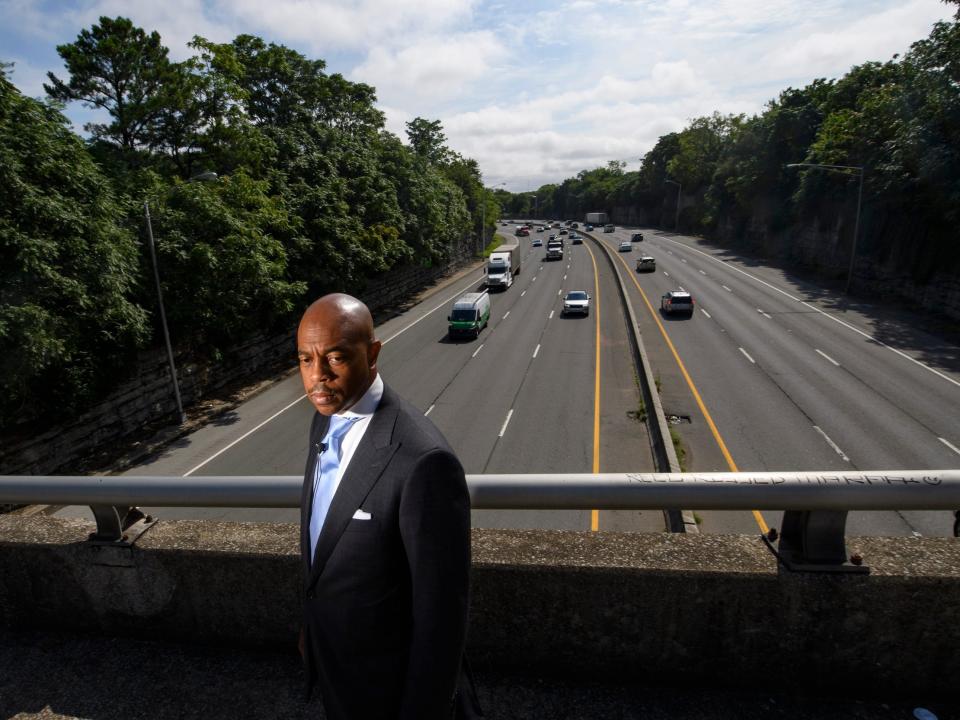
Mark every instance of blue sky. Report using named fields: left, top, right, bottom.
left=1, top=0, right=955, bottom=191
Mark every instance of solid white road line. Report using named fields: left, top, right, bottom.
left=815, top=349, right=840, bottom=366
left=700, top=308, right=712, bottom=319
left=499, top=409, right=514, bottom=437
left=939, top=437, right=960, bottom=457
left=813, top=425, right=851, bottom=462
left=533, top=344, right=540, bottom=358
left=739, top=347, right=756, bottom=364
left=472, top=343, right=484, bottom=358
left=183, top=394, right=306, bottom=476
left=661, top=237, right=960, bottom=389
left=503, top=311, right=510, bottom=319
left=722, top=285, right=732, bottom=292
left=425, top=404, right=435, bottom=416
left=549, top=310, right=555, bottom=319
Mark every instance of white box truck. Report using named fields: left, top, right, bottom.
left=485, top=245, right=521, bottom=289
left=585, top=212, right=608, bottom=225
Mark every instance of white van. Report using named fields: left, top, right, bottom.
left=447, top=292, right=491, bottom=339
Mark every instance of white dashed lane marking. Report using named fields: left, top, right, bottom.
left=499, top=409, right=514, bottom=437
left=739, top=347, right=756, bottom=364
left=814, top=425, right=850, bottom=463
left=815, top=349, right=840, bottom=366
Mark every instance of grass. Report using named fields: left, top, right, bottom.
left=670, top=427, right=688, bottom=471
left=480, top=234, right=506, bottom=258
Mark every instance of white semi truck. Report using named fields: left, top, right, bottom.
left=485, top=244, right=521, bottom=289
left=585, top=212, right=608, bottom=225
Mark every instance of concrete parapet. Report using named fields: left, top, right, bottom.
left=1, top=516, right=958, bottom=699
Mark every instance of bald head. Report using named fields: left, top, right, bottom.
left=297, top=294, right=381, bottom=415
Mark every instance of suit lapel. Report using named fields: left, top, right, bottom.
left=301, top=412, right=330, bottom=575
left=308, top=385, right=401, bottom=586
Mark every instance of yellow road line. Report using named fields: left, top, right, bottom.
left=585, top=243, right=602, bottom=532
left=607, top=241, right=768, bottom=534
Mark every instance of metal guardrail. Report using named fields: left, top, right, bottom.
left=2, top=471, right=959, bottom=572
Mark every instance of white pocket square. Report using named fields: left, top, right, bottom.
left=352, top=509, right=372, bottom=520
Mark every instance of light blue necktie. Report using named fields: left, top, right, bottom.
left=309, top=415, right=359, bottom=560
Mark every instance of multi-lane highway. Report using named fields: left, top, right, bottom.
left=57, top=231, right=662, bottom=531
left=588, top=225, right=960, bottom=536
left=55, top=221, right=960, bottom=537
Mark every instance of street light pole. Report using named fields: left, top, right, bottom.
left=665, top=179, right=681, bottom=231
left=143, top=201, right=185, bottom=426
left=785, top=163, right=864, bottom=296
left=142, top=171, right=220, bottom=426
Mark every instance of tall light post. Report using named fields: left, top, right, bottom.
left=785, top=163, right=864, bottom=296
left=143, top=171, right=220, bottom=425
left=664, top=179, right=681, bottom=232
left=480, top=181, right=507, bottom=256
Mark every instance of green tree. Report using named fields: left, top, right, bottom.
left=44, top=16, right=175, bottom=152
left=0, top=76, right=147, bottom=427
left=405, top=117, right=450, bottom=164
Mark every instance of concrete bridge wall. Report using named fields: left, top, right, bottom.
left=1, top=516, right=957, bottom=699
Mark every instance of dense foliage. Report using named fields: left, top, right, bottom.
left=504, top=11, right=960, bottom=285
left=2, top=18, right=497, bottom=430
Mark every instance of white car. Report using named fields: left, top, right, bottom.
left=618, top=240, right=632, bottom=252
left=661, top=291, right=695, bottom=316
left=561, top=290, right=591, bottom=316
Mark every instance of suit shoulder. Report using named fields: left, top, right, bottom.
left=384, top=386, right=456, bottom=456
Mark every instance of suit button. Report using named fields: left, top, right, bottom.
left=307, top=590, right=315, bottom=600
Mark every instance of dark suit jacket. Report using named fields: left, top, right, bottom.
left=300, top=383, right=472, bottom=720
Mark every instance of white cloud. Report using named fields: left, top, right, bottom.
left=224, top=0, right=477, bottom=54
left=351, top=30, right=504, bottom=107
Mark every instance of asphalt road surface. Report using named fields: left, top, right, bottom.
left=589, top=224, right=960, bottom=536
left=56, top=222, right=960, bottom=537
left=58, top=231, right=661, bottom=531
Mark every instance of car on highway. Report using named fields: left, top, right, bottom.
left=552, top=222, right=561, bottom=228
left=571, top=222, right=579, bottom=229
left=532, top=237, right=543, bottom=247
left=661, top=291, right=695, bottom=316
left=631, top=232, right=644, bottom=242
left=516, top=227, right=530, bottom=237
left=585, top=224, right=594, bottom=231
left=559, top=228, right=568, bottom=235
left=536, top=226, right=545, bottom=232
left=548, top=233, right=556, bottom=241
left=561, top=290, right=590, bottom=316
left=570, top=233, right=582, bottom=244
left=636, top=255, right=656, bottom=272
left=604, top=224, right=616, bottom=233
left=618, top=240, right=632, bottom=252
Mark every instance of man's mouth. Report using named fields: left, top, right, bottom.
left=309, top=388, right=338, bottom=405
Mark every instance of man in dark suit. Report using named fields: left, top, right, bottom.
left=297, top=293, right=474, bottom=720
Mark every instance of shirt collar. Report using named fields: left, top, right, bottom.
left=339, top=373, right=383, bottom=420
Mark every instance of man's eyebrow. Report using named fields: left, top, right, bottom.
left=298, top=344, right=351, bottom=355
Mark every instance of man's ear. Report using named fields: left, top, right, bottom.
left=368, top=340, right=382, bottom=369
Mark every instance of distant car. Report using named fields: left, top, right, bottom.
left=559, top=229, right=568, bottom=235
left=548, top=233, right=556, bottom=241
left=661, top=291, right=694, bottom=316
left=571, top=235, right=582, bottom=244
left=631, top=232, right=644, bottom=242
left=618, top=240, right=632, bottom=252
left=517, top=228, right=530, bottom=237
left=532, top=237, right=543, bottom=247
left=636, top=255, right=656, bottom=272
left=561, top=290, right=591, bottom=316
left=604, top=224, right=615, bottom=233
left=536, top=226, right=545, bottom=232
left=585, top=224, right=594, bottom=231
left=571, top=222, right=579, bottom=229
left=501, top=222, right=508, bottom=226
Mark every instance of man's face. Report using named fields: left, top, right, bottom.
left=297, top=310, right=381, bottom=416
